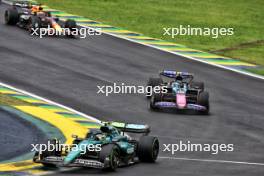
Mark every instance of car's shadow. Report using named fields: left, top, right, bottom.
left=39, top=161, right=140, bottom=175
left=148, top=108, right=211, bottom=117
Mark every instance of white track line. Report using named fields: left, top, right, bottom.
left=2, top=1, right=264, bottom=174
left=159, top=156, right=264, bottom=166
left=1, top=0, right=13, bottom=5
left=0, top=82, right=101, bottom=175
left=0, top=82, right=101, bottom=123
left=78, top=26, right=264, bottom=81
left=2, top=0, right=264, bottom=81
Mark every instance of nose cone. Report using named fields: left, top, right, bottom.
left=63, top=148, right=80, bottom=165
left=176, top=93, right=186, bottom=108
left=63, top=141, right=87, bottom=165
left=63, top=156, right=73, bottom=165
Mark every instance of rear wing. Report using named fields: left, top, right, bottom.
left=104, top=121, right=150, bottom=134
left=160, top=70, right=194, bottom=79
left=12, top=0, right=39, bottom=8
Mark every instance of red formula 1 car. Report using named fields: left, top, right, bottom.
left=4, top=1, right=77, bottom=37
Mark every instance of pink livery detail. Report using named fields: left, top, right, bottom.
left=176, top=93, right=187, bottom=108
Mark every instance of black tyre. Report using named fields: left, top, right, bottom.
left=5, top=8, right=19, bottom=25
left=146, top=77, right=163, bottom=98
left=197, top=91, right=209, bottom=114
left=191, top=81, right=204, bottom=91
left=37, top=139, right=61, bottom=167
left=33, top=151, right=40, bottom=162
left=33, top=151, right=57, bottom=167
left=29, top=16, right=41, bottom=34
left=41, top=139, right=61, bottom=158
left=99, top=144, right=120, bottom=171
left=150, top=93, right=161, bottom=110
left=137, top=136, right=159, bottom=162
left=65, top=19, right=77, bottom=37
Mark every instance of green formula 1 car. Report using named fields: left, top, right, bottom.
left=33, top=121, right=159, bottom=171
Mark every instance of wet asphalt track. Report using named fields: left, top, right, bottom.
left=0, top=4, right=264, bottom=176
left=0, top=107, right=47, bottom=162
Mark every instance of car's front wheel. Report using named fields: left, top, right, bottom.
left=190, top=81, right=204, bottom=91
left=150, top=93, right=161, bottom=110
left=5, top=8, right=19, bottom=25
left=99, top=144, right=120, bottom=171
left=33, top=139, right=61, bottom=167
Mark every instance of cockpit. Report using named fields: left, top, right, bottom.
left=171, top=81, right=187, bottom=94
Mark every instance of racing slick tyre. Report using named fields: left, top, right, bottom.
left=29, top=16, right=41, bottom=34
left=100, top=144, right=120, bottom=171
left=191, top=81, right=204, bottom=91
left=65, top=19, right=77, bottom=37
left=137, top=136, right=159, bottom=162
left=197, top=91, right=209, bottom=114
left=5, top=8, right=19, bottom=25
left=146, top=77, right=163, bottom=98
left=150, top=93, right=161, bottom=110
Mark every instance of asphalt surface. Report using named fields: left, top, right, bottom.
left=0, top=4, right=264, bottom=176
left=0, top=107, right=46, bottom=162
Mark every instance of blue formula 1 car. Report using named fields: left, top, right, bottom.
left=33, top=121, right=159, bottom=171
left=147, top=70, right=209, bottom=114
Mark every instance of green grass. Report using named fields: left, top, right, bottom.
left=246, top=68, right=264, bottom=76
left=38, top=0, right=264, bottom=71
left=214, top=45, right=264, bottom=66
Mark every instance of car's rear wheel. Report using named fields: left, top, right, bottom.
left=99, top=144, right=120, bottom=171
left=146, top=77, right=163, bottom=98
left=197, top=91, right=209, bottom=114
left=5, top=8, right=19, bottom=25
left=137, top=136, right=159, bottom=162
left=190, top=81, right=204, bottom=91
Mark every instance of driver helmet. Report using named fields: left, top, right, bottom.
left=31, top=5, right=43, bottom=13
left=95, top=133, right=106, bottom=141
left=175, top=75, right=183, bottom=81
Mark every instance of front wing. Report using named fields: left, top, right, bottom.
left=34, top=156, right=106, bottom=169
left=154, top=102, right=207, bottom=111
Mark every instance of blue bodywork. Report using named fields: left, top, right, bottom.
left=161, top=70, right=192, bottom=78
